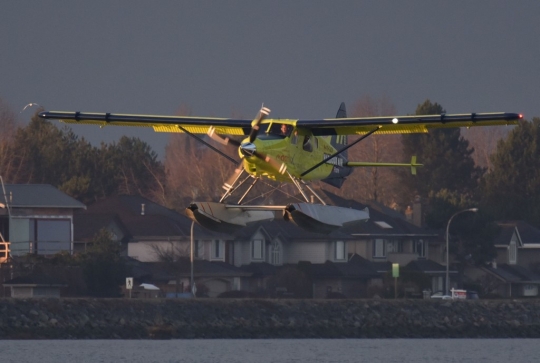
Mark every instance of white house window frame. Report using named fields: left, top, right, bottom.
left=211, top=240, right=224, bottom=260
left=386, top=240, right=403, bottom=254
left=373, top=239, right=385, bottom=258
left=335, top=240, right=346, bottom=261
left=195, top=240, right=205, bottom=259
left=414, top=239, right=427, bottom=258
left=270, top=239, right=281, bottom=266
left=251, top=239, right=264, bottom=261
left=509, top=240, right=517, bottom=265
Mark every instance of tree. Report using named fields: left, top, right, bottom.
left=481, top=118, right=540, bottom=227
left=2, top=112, right=166, bottom=204
left=80, top=229, right=127, bottom=297
left=423, top=189, right=498, bottom=286
left=105, top=136, right=166, bottom=204
left=0, top=98, right=19, bottom=181
left=399, top=100, right=483, bottom=211
left=326, top=94, right=402, bottom=206
left=150, top=240, right=190, bottom=294
left=462, top=126, right=510, bottom=170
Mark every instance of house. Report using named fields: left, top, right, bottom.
left=75, top=195, right=248, bottom=297
left=232, top=219, right=374, bottom=298
left=75, top=192, right=449, bottom=298
left=324, top=192, right=448, bottom=294
left=0, top=184, right=86, bottom=256
left=464, top=221, right=540, bottom=298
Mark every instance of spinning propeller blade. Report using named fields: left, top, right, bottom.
left=254, top=151, right=287, bottom=174
left=207, top=126, right=241, bottom=147
left=249, top=105, right=271, bottom=143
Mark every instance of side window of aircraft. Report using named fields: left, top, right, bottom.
left=291, top=130, right=298, bottom=145
left=303, top=135, right=313, bottom=152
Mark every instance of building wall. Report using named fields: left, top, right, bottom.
left=517, top=249, right=540, bottom=268
left=285, top=241, right=327, bottom=264
left=128, top=240, right=190, bottom=262
left=11, top=287, right=33, bottom=298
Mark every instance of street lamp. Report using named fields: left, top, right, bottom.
left=445, top=208, right=478, bottom=295
left=190, top=220, right=196, bottom=297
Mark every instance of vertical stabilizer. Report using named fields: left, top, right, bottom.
left=321, top=103, right=352, bottom=188
left=330, top=102, right=348, bottom=160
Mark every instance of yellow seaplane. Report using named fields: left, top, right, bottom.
left=39, top=104, right=521, bottom=233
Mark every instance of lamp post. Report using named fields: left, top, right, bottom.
left=445, top=208, right=478, bottom=295
left=190, top=220, right=196, bottom=297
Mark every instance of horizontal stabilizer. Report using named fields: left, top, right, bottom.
left=346, top=156, right=422, bottom=175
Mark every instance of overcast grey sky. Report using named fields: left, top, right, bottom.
left=1, top=1, right=539, bottom=157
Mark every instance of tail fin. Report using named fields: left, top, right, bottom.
left=330, top=102, right=348, bottom=160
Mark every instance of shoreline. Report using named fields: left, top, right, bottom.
left=1, top=298, right=540, bottom=339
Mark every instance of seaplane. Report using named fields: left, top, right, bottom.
left=39, top=104, right=522, bottom=234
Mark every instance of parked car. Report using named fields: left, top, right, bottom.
left=430, top=291, right=452, bottom=300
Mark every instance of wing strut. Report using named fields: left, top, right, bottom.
left=300, top=126, right=380, bottom=177
left=177, top=125, right=237, bottom=164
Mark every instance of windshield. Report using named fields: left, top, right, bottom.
left=266, top=123, right=292, bottom=137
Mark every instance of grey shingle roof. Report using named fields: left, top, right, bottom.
left=323, top=192, right=439, bottom=238
left=1, top=184, right=85, bottom=209
left=4, top=273, right=67, bottom=286
left=77, top=195, right=228, bottom=240
left=406, top=259, right=449, bottom=274
left=495, top=221, right=540, bottom=246
left=484, top=263, right=540, bottom=283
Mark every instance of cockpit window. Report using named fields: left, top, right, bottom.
left=267, top=123, right=292, bottom=137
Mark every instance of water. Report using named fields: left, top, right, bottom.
left=0, top=339, right=537, bottom=363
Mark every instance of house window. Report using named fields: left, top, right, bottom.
left=523, top=284, right=538, bottom=297
left=509, top=240, right=517, bottom=265
left=270, top=240, right=281, bottom=265
left=373, top=239, right=385, bottom=258
left=414, top=239, right=426, bottom=258
left=36, top=219, right=71, bottom=255
left=386, top=240, right=403, bottom=254
left=335, top=241, right=346, bottom=261
left=195, top=240, right=205, bottom=258
left=212, top=240, right=224, bottom=260
left=251, top=239, right=264, bottom=260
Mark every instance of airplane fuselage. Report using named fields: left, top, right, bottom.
left=240, top=121, right=350, bottom=184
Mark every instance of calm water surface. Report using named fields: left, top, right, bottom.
left=0, top=339, right=537, bottom=363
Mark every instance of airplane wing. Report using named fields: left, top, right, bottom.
left=296, top=112, right=522, bottom=136
left=38, top=111, right=253, bottom=136
left=39, top=110, right=522, bottom=137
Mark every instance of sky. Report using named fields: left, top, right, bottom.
left=1, top=1, right=539, bottom=158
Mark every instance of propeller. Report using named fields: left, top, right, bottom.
left=207, top=126, right=241, bottom=147
left=208, top=105, right=287, bottom=194
left=249, top=105, right=271, bottom=143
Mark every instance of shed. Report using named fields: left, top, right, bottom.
left=3, top=274, right=67, bottom=298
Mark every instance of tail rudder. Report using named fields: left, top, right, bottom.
left=330, top=102, right=348, bottom=160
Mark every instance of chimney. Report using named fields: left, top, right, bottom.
left=412, top=195, right=422, bottom=227
left=141, top=203, right=145, bottom=216
left=405, top=205, right=413, bottom=221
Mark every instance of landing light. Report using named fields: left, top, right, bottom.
left=519, top=114, right=523, bottom=119
left=392, top=118, right=399, bottom=124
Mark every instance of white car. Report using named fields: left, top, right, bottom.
left=430, top=291, right=452, bottom=300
